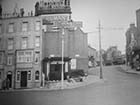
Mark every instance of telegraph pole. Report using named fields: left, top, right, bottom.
left=98, top=20, right=103, bottom=79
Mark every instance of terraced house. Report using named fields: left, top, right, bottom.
left=0, top=0, right=88, bottom=89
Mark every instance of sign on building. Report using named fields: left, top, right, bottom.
left=70, top=59, right=76, bottom=69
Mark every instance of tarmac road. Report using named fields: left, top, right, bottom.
left=1, top=65, right=140, bottom=105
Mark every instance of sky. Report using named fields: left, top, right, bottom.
left=1, top=0, right=140, bottom=53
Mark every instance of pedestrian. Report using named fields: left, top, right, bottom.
left=6, top=78, right=10, bottom=90
left=2, top=79, right=6, bottom=90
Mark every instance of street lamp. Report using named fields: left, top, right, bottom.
left=61, top=28, right=65, bottom=89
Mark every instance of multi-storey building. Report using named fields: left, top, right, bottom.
left=0, top=0, right=88, bottom=89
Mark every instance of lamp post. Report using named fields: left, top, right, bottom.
left=61, top=28, right=65, bottom=89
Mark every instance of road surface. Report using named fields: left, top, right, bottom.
left=1, top=65, right=140, bottom=105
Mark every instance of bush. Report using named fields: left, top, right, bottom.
left=49, top=72, right=70, bottom=81
left=69, top=69, right=86, bottom=78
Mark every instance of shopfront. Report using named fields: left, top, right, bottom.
left=43, top=57, right=71, bottom=81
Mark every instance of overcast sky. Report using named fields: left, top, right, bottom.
left=1, top=0, right=140, bottom=53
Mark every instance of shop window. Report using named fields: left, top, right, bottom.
left=8, top=23, right=14, bottom=33
left=35, top=52, right=40, bottom=63
left=35, top=71, right=39, bottom=80
left=28, top=71, right=31, bottom=80
left=17, top=71, right=20, bottom=81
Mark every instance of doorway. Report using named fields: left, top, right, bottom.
left=7, top=72, right=12, bottom=88
left=20, top=71, right=27, bottom=88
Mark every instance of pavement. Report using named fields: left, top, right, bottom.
left=120, top=65, right=140, bottom=74
left=0, top=70, right=104, bottom=92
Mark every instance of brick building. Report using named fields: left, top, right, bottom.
left=0, top=0, right=88, bottom=89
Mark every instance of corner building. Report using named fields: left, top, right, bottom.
left=0, top=0, right=88, bottom=89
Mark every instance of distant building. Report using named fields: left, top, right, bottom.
left=0, top=0, right=88, bottom=89
left=88, top=45, right=98, bottom=67
left=125, top=9, right=140, bottom=68
left=125, top=23, right=140, bottom=68
left=104, top=46, right=121, bottom=65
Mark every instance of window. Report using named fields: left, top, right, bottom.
left=0, top=72, right=1, bottom=79
left=25, top=51, right=32, bottom=62
left=17, top=71, right=20, bottom=81
left=0, top=24, right=2, bottom=33
left=0, top=38, right=1, bottom=48
left=0, top=52, right=3, bottom=64
left=35, top=36, right=40, bottom=47
left=17, top=51, right=24, bottom=62
left=8, top=38, right=14, bottom=50
left=35, top=52, right=40, bottom=63
left=21, top=37, right=28, bottom=49
left=17, top=50, right=33, bottom=63
left=35, top=21, right=41, bottom=31
left=8, top=23, right=14, bottom=33
left=7, top=55, right=13, bottom=65
left=22, top=22, right=28, bottom=32
left=35, top=71, right=39, bottom=80
left=28, top=71, right=31, bottom=80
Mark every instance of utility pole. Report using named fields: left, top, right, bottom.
left=98, top=20, right=103, bottom=79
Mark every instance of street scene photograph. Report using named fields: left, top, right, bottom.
left=1, top=0, right=140, bottom=105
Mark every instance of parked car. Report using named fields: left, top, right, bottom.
left=105, top=60, right=113, bottom=66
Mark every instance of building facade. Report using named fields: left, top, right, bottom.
left=0, top=0, right=88, bottom=89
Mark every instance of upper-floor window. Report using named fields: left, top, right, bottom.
left=8, top=38, right=14, bottom=50
left=7, top=55, right=13, bottom=65
left=22, top=22, right=28, bottom=32
left=21, top=37, right=28, bottom=49
left=16, top=50, right=33, bottom=63
left=0, top=24, right=2, bottom=34
left=8, top=23, right=14, bottom=33
left=35, top=21, right=41, bottom=31
left=35, top=51, right=40, bottom=63
left=35, top=36, right=40, bottom=47
left=0, top=52, right=3, bottom=64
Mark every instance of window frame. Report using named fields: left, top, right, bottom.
left=8, top=23, right=14, bottom=33
left=34, top=51, right=40, bottom=64
left=0, top=24, right=2, bottom=34
left=35, top=71, right=39, bottom=80
left=28, top=71, right=31, bottom=80
left=17, top=71, right=20, bottom=81
left=7, top=38, right=14, bottom=50
left=7, top=55, right=13, bottom=65
left=35, top=36, right=40, bottom=48
left=21, top=37, right=28, bottom=49
left=35, top=21, right=41, bottom=31
left=22, top=22, right=28, bottom=32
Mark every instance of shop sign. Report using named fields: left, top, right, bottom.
left=71, top=59, right=76, bottom=69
